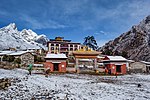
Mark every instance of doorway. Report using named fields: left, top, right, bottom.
left=116, top=65, right=121, bottom=73
left=53, top=63, right=59, bottom=71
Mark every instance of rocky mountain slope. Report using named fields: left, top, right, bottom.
left=100, top=15, right=150, bottom=62
left=0, top=23, right=49, bottom=50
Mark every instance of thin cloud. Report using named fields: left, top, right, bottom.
left=0, top=0, right=150, bottom=43
left=19, top=14, right=67, bottom=30
left=93, top=0, right=150, bottom=20
left=94, top=31, right=108, bottom=35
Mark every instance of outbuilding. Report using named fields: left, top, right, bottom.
left=44, top=53, right=67, bottom=72
left=7, top=51, right=34, bottom=66
left=0, top=51, right=34, bottom=66
left=141, top=61, right=150, bottom=73
left=129, top=61, right=146, bottom=73
left=103, top=56, right=127, bottom=75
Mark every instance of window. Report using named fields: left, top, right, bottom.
left=51, top=47, right=54, bottom=50
left=70, top=48, right=73, bottom=51
left=51, top=44, right=54, bottom=46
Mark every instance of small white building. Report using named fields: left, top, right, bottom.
left=102, top=56, right=128, bottom=74
left=44, top=53, right=67, bottom=72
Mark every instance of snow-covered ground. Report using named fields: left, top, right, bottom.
left=0, top=69, right=150, bottom=100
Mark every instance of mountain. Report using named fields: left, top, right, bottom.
left=20, top=29, right=49, bottom=45
left=100, top=15, right=150, bottom=62
left=0, top=23, right=49, bottom=50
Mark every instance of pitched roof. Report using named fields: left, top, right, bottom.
left=105, top=56, right=127, bottom=61
left=0, top=51, right=14, bottom=55
left=0, top=51, right=31, bottom=56
left=78, top=59, right=93, bottom=62
left=45, top=53, right=67, bottom=59
left=72, top=51, right=101, bottom=55
left=8, top=51, right=29, bottom=56
left=140, top=61, right=150, bottom=64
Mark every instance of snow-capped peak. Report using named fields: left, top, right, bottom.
left=21, top=29, right=38, bottom=37
left=35, top=34, right=49, bottom=45
left=20, top=29, right=49, bottom=45
left=20, top=29, right=38, bottom=42
left=0, top=23, right=49, bottom=50
left=4, top=23, right=17, bottom=30
left=36, top=34, right=47, bottom=39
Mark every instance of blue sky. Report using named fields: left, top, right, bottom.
left=0, top=0, right=150, bottom=46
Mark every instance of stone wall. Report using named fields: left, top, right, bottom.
left=129, top=62, right=146, bottom=73
left=20, top=53, right=34, bottom=66
left=0, top=62, right=17, bottom=69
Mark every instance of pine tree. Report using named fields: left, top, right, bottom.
left=83, top=36, right=98, bottom=50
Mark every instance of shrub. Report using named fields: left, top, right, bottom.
left=7, top=55, right=15, bottom=62
left=121, top=51, right=128, bottom=58
left=34, top=55, right=45, bottom=62
left=2, top=55, right=15, bottom=62
left=2, top=55, right=8, bottom=61
left=14, top=58, right=21, bottom=64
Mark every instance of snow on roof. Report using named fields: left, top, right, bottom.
left=97, top=56, right=105, bottom=59
left=73, top=51, right=101, bottom=55
left=0, top=51, right=14, bottom=55
left=127, top=60, right=135, bottom=62
left=140, top=61, right=150, bottom=65
left=45, top=53, right=67, bottom=59
left=0, top=51, right=30, bottom=56
left=8, top=51, right=29, bottom=56
left=78, top=59, right=93, bottom=62
left=105, top=56, right=127, bottom=61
